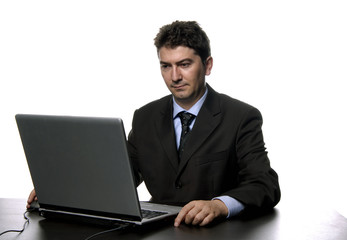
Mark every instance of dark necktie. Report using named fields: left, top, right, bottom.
left=177, top=112, right=196, bottom=160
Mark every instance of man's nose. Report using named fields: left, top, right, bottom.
left=171, top=66, right=182, bottom=81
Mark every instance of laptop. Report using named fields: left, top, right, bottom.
left=15, top=114, right=181, bottom=226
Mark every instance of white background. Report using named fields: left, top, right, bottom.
left=1, top=0, right=346, bottom=217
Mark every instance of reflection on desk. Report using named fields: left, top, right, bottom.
left=1, top=198, right=346, bottom=240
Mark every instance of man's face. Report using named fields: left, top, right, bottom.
left=158, top=46, right=213, bottom=110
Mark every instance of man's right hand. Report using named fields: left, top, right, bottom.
left=26, top=189, right=37, bottom=209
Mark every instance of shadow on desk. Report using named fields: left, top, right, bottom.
left=34, top=209, right=279, bottom=240
left=36, top=212, right=177, bottom=240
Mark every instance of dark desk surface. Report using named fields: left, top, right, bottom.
left=1, top=198, right=346, bottom=240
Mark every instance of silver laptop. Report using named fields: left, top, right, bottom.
left=16, top=114, right=181, bottom=225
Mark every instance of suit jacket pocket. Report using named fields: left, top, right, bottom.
left=194, top=150, right=229, bottom=166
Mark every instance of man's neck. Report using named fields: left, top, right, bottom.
left=174, top=87, right=207, bottom=110
left=172, top=87, right=208, bottom=115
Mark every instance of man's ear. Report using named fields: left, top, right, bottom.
left=205, top=56, right=213, bottom=76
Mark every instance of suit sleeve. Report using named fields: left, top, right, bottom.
left=225, top=107, right=281, bottom=214
left=127, top=110, right=143, bottom=187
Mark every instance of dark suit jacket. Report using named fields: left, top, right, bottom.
left=128, top=84, right=280, bottom=212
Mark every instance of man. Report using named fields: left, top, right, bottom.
left=27, top=21, right=280, bottom=227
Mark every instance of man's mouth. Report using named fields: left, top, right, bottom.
left=172, top=84, right=187, bottom=90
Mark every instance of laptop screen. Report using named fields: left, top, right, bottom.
left=16, top=114, right=142, bottom=221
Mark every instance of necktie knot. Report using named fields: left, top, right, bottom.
left=178, top=112, right=195, bottom=129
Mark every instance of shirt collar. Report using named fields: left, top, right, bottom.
left=173, top=87, right=208, bottom=119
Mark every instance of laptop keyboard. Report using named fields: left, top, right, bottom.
left=141, top=209, right=167, bottom=219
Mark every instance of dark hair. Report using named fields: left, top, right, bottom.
left=154, top=21, right=211, bottom=63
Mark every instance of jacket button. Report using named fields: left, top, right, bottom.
left=175, top=182, right=182, bottom=189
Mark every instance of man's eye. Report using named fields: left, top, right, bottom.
left=180, top=63, right=190, bottom=68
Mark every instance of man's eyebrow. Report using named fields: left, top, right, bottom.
left=160, top=58, right=193, bottom=65
left=160, top=61, right=170, bottom=65
left=177, top=58, right=193, bottom=64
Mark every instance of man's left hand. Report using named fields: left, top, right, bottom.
left=174, top=199, right=228, bottom=227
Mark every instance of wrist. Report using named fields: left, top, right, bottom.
left=212, top=199, right=228, bottom=217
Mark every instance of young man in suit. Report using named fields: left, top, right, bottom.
left=127, top=21, right=280, bottom=227
left=27, top=21, right=280, bottom=227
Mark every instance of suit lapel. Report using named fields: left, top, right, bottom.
left=153, top=85, right=222, bottom=176
left=155, top=98, right=180, bottom=173
left=177, top=85, right=222, bottom=174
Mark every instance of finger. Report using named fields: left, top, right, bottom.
left=199, top=216, right=213, bottom=227
left=174, top=202, right=195, bottom=227
left=26, top=189, right=36, bottom=208
left=184, top=206, right=203, bottom=225
left=27, top=189, right=36, bottom=203
left=197, top=201, right=227, bottom=226
left=191, top=209, right=209, bottom=225
left=174, top=204, right=192, bottom=227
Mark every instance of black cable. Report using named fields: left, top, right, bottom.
left=83, top=224, right=129, bottom=240
left=0, top=210, right=31, bottom=237
left=0, top=210, right=127, bottom=239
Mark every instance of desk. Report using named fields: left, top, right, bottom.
left=1, top=198, right=346, bottom=240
